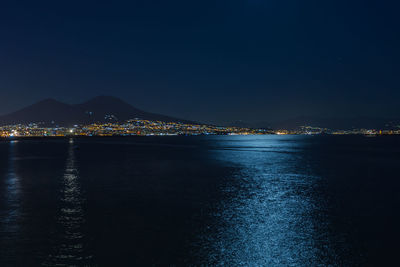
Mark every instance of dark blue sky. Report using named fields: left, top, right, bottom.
left=1, top=0, right=399, bottom=123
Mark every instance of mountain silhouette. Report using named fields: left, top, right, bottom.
left=226, top=116, right=400, bottom=130
left=270, top=116, right=400, bottom=130
left=0, top=96, right=195, bottom=126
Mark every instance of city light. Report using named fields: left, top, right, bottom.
left=1, top=120, right=399, bottom=138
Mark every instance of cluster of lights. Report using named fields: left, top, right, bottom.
left=0, top=120, right=270, bottom=138
left=1, top=121, right=399, bottom=138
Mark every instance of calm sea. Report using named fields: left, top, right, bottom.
left=0, top=135, right=399, bottom=266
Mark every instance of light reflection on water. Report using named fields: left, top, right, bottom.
left=0, top=141, right=22, bottom=262
left=198, top=136, right=341, bottom=266
left=1, top=135, right=395, bottom=265
left=44, top=138, right=92, bottom=266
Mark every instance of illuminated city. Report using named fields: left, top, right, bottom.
left=0, top=119, right=268, bottom=138
left=1, top=119, right=399, bottom=138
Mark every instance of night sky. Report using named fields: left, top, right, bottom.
left=1, top=0, right=399, bottom=124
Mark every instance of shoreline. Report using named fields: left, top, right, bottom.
left=1, top=133, right=400, bottom=142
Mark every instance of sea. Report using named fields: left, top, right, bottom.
left=0, top=135, right=399, bottom=266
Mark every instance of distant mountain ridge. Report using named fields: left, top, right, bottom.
left=0, top=96, right=195, bottom=126
left=2, top=97, right=399, bottom=130
left=271, top=116, right=400, bottom=130
left=227, top=117, right=400, bottom=130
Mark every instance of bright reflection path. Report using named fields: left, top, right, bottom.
left=197, top=135, right=338, bottom=266
left=0, top=141, right=21, bottom=262
left=44, top=139, right=92, bottom=265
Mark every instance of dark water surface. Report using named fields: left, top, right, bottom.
left=0, top=135, right=399, bottom=266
